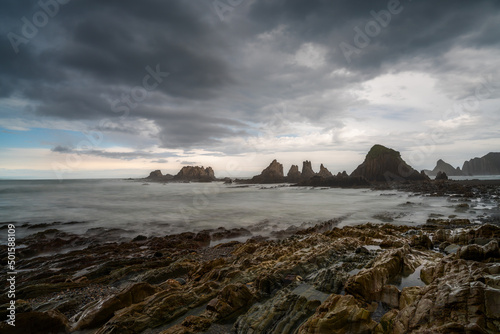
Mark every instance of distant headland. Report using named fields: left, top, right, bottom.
left=142, top=144, right=500, bottom=185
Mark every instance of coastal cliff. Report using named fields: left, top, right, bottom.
left=462, top=152, right=500, bottom=175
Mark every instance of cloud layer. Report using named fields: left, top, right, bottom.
left=1, top=0, right=499, bottom=177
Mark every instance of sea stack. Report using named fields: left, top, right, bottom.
left=248, top=159, right=285, bottom=183
left=174, top=166, right=216, bottom=182
left=301, top=161, right=316, bottom=180
left=350, top=144, right=429, bottom=182
left=318, top=164, right=333, bottom=178
left=287, top=165, right=302, bottom=182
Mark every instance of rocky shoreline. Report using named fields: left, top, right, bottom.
left=1, top=179, right=499, bottom=333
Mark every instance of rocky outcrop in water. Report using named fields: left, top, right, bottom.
left=301, top=161, right=316, bottom=180
left=317, top=164, right=333, bottom=178
left=174, top=166, right=216, bottom=182
left=146, top=170, right=174, bottom=181
left=245, top=159, right=285, bottom=183
left=351, top=144, right=430, bottom=182
left=424, top=159, right=464, bottom=177
left=462, top=152, right=500, bottom=175
left=144, top=166, right=215, bottom=182
left=435, top=171, right=448, bottom=180
left=287, top=165, right=302, bottom=182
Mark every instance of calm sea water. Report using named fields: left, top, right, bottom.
left=0, top=179, right=496, bottom=241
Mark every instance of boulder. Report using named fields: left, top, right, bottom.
left=435, top=171, right=448, bottom=180
left=458, top=240, right=500, bottom=261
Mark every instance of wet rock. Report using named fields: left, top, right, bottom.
left=475, top=224, right=500, bottom=239
left=379, top=236, right=406, bottom=249
left=132, top=235, right=148, bottom=242
left=73, top=282, right=158, bottom=330
left=297, top=294, right=378, bottom=334
left=409, top=234, right=433, bottom=250
left=392, top=256, right=500, bottom=333
left=234, top=290, right=321, bottom=334
left=0, top=310, right=70, bottom=334
left=96, top=282, right=220, bottom=333
left=399, top=286, right=422, bottom=309
left=458, top=240, right=500, bottom=261
left=159, top=315, right=212, bottom=334
left=381, top=285, right=400, bottom=309
left=205, top=284, right=254, bottom=321
left=373, top=309, right=399, bottom=334
left=344, top=246, right=420, bottom=302
left=308, top=265, right=350, bottom=294
left=444, top=243, right=460, bottom=255
left=434, top=229, right=450, bottom=243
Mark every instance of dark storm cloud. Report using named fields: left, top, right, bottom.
left=1, top=0, right=499, bottom=151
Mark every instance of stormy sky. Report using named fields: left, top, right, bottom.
left=1, top=0, right=499, bottom=178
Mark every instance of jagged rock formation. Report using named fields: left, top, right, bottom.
left=350, top=144, right=429, bottom=182
left=4, top=216, right=500, bottom=334
left=145, top=170, right=173, bottom=181
left=435, top=171, right=448, bottom=180
left=317, top=164, right=333, bottom=178
left=287, top=165, right=302, bottom=182
left=144, top=166, right=214, bottom=182
left=174, top=166, right=215, bottom=182
left=246, top=159, right=285, bottom=183
left=424, top=159, right=464, bottom=177
left=462, top=152, right=500, bottom=175
left=301, top=161, right=316, bottom=180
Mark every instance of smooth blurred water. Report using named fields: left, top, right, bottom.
left=0, top=179, right=494, bottom=240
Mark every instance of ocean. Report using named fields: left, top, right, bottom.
left=0, top=179, right=497, bottom=243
